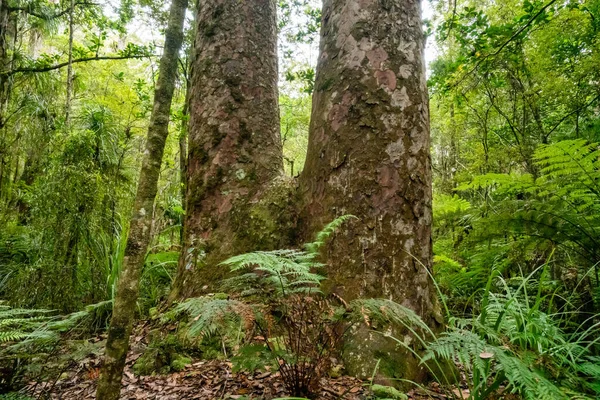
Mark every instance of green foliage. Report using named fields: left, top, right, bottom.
left=0, top=306, right=54, bottom=343
left=434, top=140, right=600, bottom=314
left=419, top=271, right=600, bottom=399
left=164, top=295, right=253, bottom=342
left=163, top=217, right=355, bottom=398
left=132, top=333, right=193, bottom=376
left=0, top=301, right=111, bottom=392
left=231, top=344, right=277, bottom=373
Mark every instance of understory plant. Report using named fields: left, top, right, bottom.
left=165, top=214, right=600, bottom=399
left=0, top=301, right=111, bottom=394
left=419, top=266, right=600, bottom=400
left=437, top=140, right=600, bottom=314
left=163, top=216, right=354, bottom=397
left=164, top=216, right=429, bottom=398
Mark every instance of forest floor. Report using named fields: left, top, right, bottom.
left=22, top=325, right=459, bottom=400
left=23, top=339, right=449, bottom=400
left=26, top=356, right=450, bottom=400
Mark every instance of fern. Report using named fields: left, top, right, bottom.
left=448, top=139, right=600, bottom=309
left=433, top=194, right=472, bottom=220
left=0, top=301, right=112, bottom=347
left=165, top=295, right=254, bottom=339
left=220, top=249, right=325, bottom=297
left=220, top=215, right=355, bottom=297
left=304, top=215, right=356, bottom=254
left=420, top=269, right=600, bottom=400
left=163, top=217, right=356, bottom=398
left=0, top=305, right=54, bottom=344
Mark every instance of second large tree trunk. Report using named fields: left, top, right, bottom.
left=170, top=0, right=290, bottom=299
left=299, top=0, right=440, bottom=379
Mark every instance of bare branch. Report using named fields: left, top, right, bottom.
left=7, top=2, right=99, bottom=20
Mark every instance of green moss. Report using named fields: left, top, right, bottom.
left=133, top=347, right=163, bottom=376
left=132, top=331, right=196, bottom=376
left=229, top=176, right=297, bottom=251
left=371, top=384, right=408, bottom=400
left=170, top=354, right=192, bottom=371
left=342, top=325, right=427, bottom=390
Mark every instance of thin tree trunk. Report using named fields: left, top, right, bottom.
left=0, top=0, right=9, bottom=123
left=0, top=0, right=10, bottom=200
left=65, top=0, right=75, bottom=128
left=95, top=0, right=187, bottom=397
left=299, top=0, right=440, bottom=380
left=178, top=73, right=190, bottom=244
left=170, top=0, right=285, bottom=300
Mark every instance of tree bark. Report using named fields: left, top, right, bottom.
left=170, top=0, right=286, bottom=299
left=0, top=0, right=11, bottom=198
left=178, top=68, right=190, bottom=244
left=299, top=0, right=440, bottom=378
left=95, top=0, right=187, bottom=397
left=0, top=0, right=8, bottom=123
left=65, top=0, right=75, bottom=128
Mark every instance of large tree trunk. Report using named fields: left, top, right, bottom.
left=95, top=0, right=187, bottom=397
left=170, top=0, right=289, bottom=299
left=299, top=0, right=440, bottom=381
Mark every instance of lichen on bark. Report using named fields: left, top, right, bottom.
left=299, top=0, right=441, bottom=382
left=170, top=0, right=288, bottom=299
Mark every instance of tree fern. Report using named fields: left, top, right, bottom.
left=450, top=139, right=600, bottom=304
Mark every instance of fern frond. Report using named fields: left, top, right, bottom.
left=167, top=296, right=256, bottom=339
left=304, top=215, right=356, bottom=255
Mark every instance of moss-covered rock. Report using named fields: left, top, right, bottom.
left=371, top=384, right=408, bottom=400
left=132, top=331, right=195, bottom=376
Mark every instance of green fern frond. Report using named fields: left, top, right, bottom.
left=167, top=296, right=256, bottom=339
left=221, top=250, right=325, bottom=296
left=349, top=298, right=433, bottom=337
left=304, top=215, right=356, bottom=255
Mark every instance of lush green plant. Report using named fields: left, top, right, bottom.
left=370, top=384, right=408, bottom=400
left=164, top=216, right=355, bottom=397
left=411, top=268, right=600, bottom=400
left=0, top=301, right=111, bottom=393
left=434, top=140, right=600, bottom=315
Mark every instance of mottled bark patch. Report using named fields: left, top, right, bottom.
left=299, top=0, right=440, bottom=385
left=171, top=0, right=286, bottom=298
